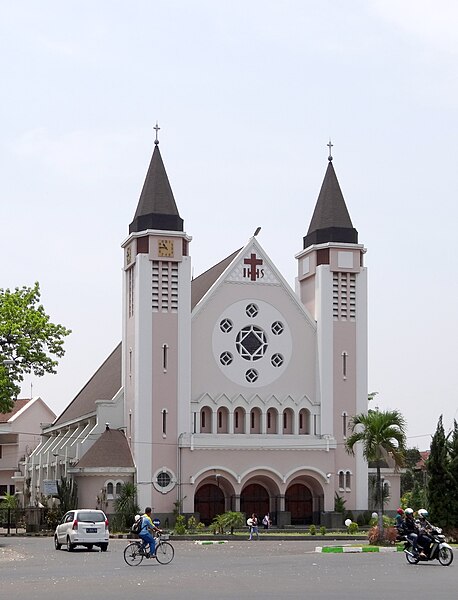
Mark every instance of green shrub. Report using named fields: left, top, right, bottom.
left=319, top=526, right=326, bottom=536
left=309, top=524, right=316, bottom=535
left=334, top=492, right=346, bottom=513
left=187, top=515, right=198, bottom=533
left=348, top=521, right=359, bottom=534
left=174, top=514, right=186, bottom=535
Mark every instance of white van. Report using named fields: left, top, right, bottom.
left=54, top=509, right=109, bottom=551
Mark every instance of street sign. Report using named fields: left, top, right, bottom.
left=43, top=480, right=58, bottom=495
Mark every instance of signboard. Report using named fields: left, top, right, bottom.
left=153, top=519, right=161, bottom=527
left=43, top=480, right=58, bottom=495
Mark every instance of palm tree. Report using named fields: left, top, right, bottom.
left=346, top=409, right=407, bottom=534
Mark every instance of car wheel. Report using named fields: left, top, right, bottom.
left=99, top=543, right=108, bottom=552
left=85, top=544, right=93, bottom=551
left=67, top=537, right=76, bottom=552
left=54, top=536, right=62, bottom=550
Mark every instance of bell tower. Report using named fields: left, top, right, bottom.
left=296, top=146, right=368, bottom=510
left=122, top=128, right=191, bottom=511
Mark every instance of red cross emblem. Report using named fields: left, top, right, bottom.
left=243, top=253, right=264, bottom=281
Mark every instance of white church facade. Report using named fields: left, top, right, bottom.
left=25, top=138, right=371, bottom=526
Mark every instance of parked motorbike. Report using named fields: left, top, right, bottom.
left=403, top=527, right=453, bottom=566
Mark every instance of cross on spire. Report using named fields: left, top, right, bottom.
left=154, top=121, right=160, bottom=146
left=327, top=138, right=333, bottom=161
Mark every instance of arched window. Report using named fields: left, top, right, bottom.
left=217, top=407, right=229, bottom=433
left=338, top=471, right=345, bottom=491
left=250, top=408, right=261, bottom=433
left=282, top=408, right=294, bottom=434
left=234, top=408, right=245, bottom=433
left=299, top=409, right=310, bottom=435
left=106, top=482, right=114, bottom=499
left=345, top=471, right=351, bottom=491
left=115, top=482, right=122, bottom=497
left=200, top=407, right=212, bottom=433
left=266, top=408, right=278, bottom=434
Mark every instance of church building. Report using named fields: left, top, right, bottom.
left=25, top=136, right=369, bottom=526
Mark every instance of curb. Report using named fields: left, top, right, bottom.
left=315, top=546, right=402, bottom=553
left=194, top=540, right=228, bottom=545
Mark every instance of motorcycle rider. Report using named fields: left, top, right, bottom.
left=417, top=508, right=433, bottom=558
left=401, top=508, right=420, bottom=555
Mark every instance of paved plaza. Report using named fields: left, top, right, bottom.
left=0, top=536, right=455, bottom=600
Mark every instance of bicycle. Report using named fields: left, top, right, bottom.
left=123, top=533, right=174, bottom=566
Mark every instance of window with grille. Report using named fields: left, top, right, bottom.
left=333, top=273, right=356, bottom=320
left=152, top=261, right=179, bottom=312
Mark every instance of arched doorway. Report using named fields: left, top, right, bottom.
left=240, top=483, right=269, bottom=519
left=285, top=484, right=313, bottom=524
left=194, top=484, right=225, bottom=525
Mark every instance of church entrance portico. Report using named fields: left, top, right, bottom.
left=240, top=483, right=269, bottom=520
left=193, top=473, right=237, bottom=525
left=285, top=476, right=325, bottom=525
left=194, top=483, right=225, bottom=525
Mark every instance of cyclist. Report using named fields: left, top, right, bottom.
left=138, top=507, right=161, bottom=558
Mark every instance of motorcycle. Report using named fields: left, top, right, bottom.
left=403, top=527, right=453, bottom=566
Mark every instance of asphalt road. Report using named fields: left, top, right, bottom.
left=0, top=537, right=455, bottom=600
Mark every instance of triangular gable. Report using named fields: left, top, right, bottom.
left=192, top=237, right=316, bottom=328
left=193, top=392, right=216, bottom=407
left=225, top=239, right=281, bottom=285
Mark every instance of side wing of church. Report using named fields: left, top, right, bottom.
left=25, top=138, right=370, bottom=525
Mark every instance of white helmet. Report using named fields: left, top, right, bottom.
left=418, top=509, right=429, bottom=519
left=404, top=507, right=414, bottom=515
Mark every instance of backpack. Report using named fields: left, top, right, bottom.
left=131, top=518, right=143, bottom=535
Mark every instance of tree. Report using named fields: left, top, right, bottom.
left=346, top=409, right=407, bottom=535
left=57, top=477, right=78, bottom=514
left=400, top=447, right=422, bottom=497
left=0, top=282, right=71, bottom=412
left=427, top=416, right=452, bottom=527
left=0, top=492, right=18, bottom=535
left=114, top=483, right=140, bottom=530
left=449, top=420, right=458, bottom=529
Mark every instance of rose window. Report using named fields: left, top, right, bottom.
left=236, top=325, right=267, bottom=361
left=213, top=299, right=291, bottom=387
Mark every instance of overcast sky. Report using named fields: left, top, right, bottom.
left=2, top=1, right=457, bottom=449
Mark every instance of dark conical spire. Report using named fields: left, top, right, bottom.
left=129, top=144, right=183, bottom=233
left=303, top=160, right=358, bottom=248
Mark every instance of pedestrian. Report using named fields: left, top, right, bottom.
left=247, top=513, right=259, bottom=540
left=262, top=513, right=271, bottom=530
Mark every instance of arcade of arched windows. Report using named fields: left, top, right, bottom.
left=195, top=405, right=317, bottom=435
